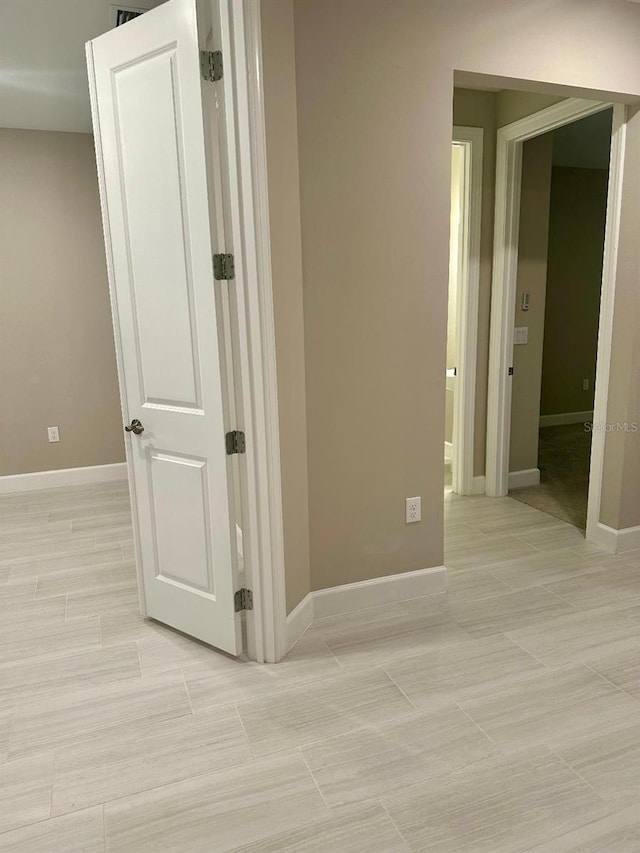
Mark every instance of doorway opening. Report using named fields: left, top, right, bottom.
left=485, top=96, right=626, bottom=548
left=507, top=110, right=613, bottom=529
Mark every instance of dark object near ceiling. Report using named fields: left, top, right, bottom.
left=116, top=9, right=143, bottom=26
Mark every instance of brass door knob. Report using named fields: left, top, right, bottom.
left=124, top=419, right=144, bottom=435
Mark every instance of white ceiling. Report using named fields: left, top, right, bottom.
left=0, top=0, right=164, bottom=133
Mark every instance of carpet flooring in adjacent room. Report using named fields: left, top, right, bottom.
left=509, top=422, right=592, bottom=529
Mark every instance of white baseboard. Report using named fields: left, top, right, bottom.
left=0, top=462, right=127, bottom=494
left=589, top=521, right=640, bottom=554
left=285, top=565, right=448, bottom=652
left=285, top=593, right=314, bottom=651
left=540, top=411, right=593, bottom=428
left=471, top=475, right=486, bottom=495
left=313, top=565, right=447, bottom=620
left=466, top=472, right=539, bottom=495
left=509, top=468, right=540, bottom=489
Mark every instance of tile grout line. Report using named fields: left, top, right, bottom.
left=180, top=667, right=194, bottom=715
left=231, top=702, right=258, bottom=761
left=318, top=637, right=344, bottom=670
left=0, top=808, right=59, bottom=840
left=548, top=744, right=605, bottom=798
left=537, top=584, right=585, bottom=607
left=502, top=632, right=555, bottom=669
left=47, top=750, right=55, bottom=824
left=380, top=666, right=420, bottom=712
left=298, top=749, right=332, bottom=814
left=453, top=700, right=503, bottom=752
left=378, top=798, right=414, bottom=851
left=582, top=661, right=640, bottom=704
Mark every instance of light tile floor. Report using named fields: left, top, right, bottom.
left=0, top=482, right=639, bottom=852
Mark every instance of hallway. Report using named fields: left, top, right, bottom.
left=1, top=482, right=639, bottom=851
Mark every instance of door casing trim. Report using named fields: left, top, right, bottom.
left=450, top=126, right=483, bottom=495
left=485, top=97, right=625, bottom=555
left=224, top=0, right=287, bottom=662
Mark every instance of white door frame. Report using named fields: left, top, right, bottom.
left=208, top=0, right=287, bottom=662
left=89, top=0, right=287, bottom=663
left=485, top=98, right=626, bottom=544
left=450, top=127, right=483, bottom=495
left=585, top=105, right=628, bottom=546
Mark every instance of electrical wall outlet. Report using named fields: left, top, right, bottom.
left=582, top=379, right=590, bottom=391
left=47, top=426, right=60, bottom=443
left=406, top=496, right=421, bottom=523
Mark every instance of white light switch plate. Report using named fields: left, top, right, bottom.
left=514, top=327, right=529, bottom=345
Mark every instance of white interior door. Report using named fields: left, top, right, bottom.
left=86, top=0, right=242, bottom=655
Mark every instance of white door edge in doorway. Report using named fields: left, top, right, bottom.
left=450, top=126, right=483, bottom=495
left=485, top=98, right=623, bottom=552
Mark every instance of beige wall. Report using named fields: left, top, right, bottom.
left=289, top=0, right=640, bottom=590
left=540, top=167, right=609, bottom=417
left=509, top=134, right=553, bottom=474
left=0, top=129, right=123, bottom=477
left=261, top=0, right=312, bottom=611
left=496, top=91, right=564, bottom=126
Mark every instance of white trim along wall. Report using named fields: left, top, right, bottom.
left=539, top=411, right=594, bottom=428
left=508, top=468, right=541, bottom=489
left=285, top=565, right=448, bottom=652
left=0, top=463, right=127, bottom=493
left=589, top=522, right=640, bottom=554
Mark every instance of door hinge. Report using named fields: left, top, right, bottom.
left=508, top=366, right=515, bottom=376
left=200, top=50, right=223, bottom=82
left=213, top=253, right=235, bottom=281
left=226, top=430, right=246, bottom=455
left=234, top=588, right=253, bottom=612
